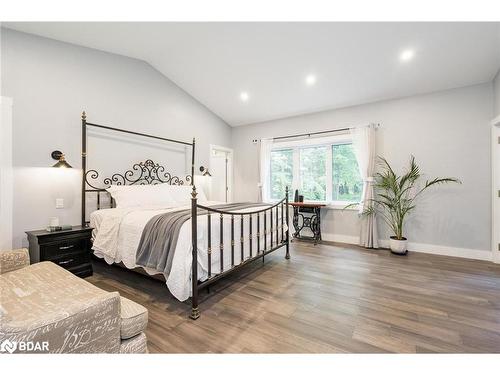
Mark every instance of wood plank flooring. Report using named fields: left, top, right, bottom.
left=87, top=242, right=500, bottom=353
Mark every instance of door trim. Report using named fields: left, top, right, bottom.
left=209, top=144, right=234, bottom=202
left=492, top=115, right=500, bottom=263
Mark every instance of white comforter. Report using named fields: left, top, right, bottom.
left=90, top=202, right=285, bottom=301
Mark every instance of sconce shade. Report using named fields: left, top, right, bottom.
left=51, top=150, right=73, bottom=168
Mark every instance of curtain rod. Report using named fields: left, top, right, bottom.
left=272, top=127, right=350, bottom=141
left=261, top=123, right=379, bottom=142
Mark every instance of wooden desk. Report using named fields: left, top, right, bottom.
left=289, top=202, right=326, bottom=244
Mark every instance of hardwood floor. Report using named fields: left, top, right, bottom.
left=87, top=242, right=500, bottom=353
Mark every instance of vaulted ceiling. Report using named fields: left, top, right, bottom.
left=4, top=22, right=500, bottom=126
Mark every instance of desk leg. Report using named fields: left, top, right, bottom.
left=292, top=206, right=300, bottom=238
left=314, top=207, right=322, bottom=244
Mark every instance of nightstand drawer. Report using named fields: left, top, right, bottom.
left=41, top=239, right=86, bottom=259
left=51, top=252, right=88, bottom=270
left=26, top=226, right=93, bottom=278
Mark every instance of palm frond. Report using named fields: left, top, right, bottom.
left=369, top=156, right=460, bottom=239
left=377, top=156, right=396, bottom=177
left=424, top=177, right=462, bottom=188
left=413, top=177, right=462, bottom=199
left=399, top=155, right=420, bottom=191
left=342, top=202, right=360, bottom=210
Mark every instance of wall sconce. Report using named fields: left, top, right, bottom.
left=51, top=150, right=73, bottom=168
left=199, top=166, right=212, bottom=177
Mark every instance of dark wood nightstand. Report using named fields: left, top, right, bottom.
left=26, top=226, right=93, bottom=278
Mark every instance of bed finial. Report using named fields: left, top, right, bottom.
left=81, top=111, right=87, bottom=121
left=191, top=185, right=198, bottom=199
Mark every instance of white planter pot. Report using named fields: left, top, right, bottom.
left=389, top=236, right=408, bottom=255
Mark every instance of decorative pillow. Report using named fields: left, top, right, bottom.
left=106, top=184, right=175, bottom=208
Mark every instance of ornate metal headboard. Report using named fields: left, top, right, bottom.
left=84, top=159, right=192, bottom=213
left=81, top=111, right=195, bottom=226
left=86, top=159, right=192, bottom=189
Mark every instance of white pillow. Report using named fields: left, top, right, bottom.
left=106, top=184, right=175, bottom=208
left=165, top=185, right=208, bottom=205
left=195, top=185, right=208, bottom=202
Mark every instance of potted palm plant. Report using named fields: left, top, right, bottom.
left=350, top=156, right=461, bottom=255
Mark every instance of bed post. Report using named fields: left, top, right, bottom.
left=81, top=111, right=87, bottom=227
left=190, top=185, right=200, bottom=320
left=285, top=186, right=290, bottom=259
left=191, top=138, right=195, bottom=186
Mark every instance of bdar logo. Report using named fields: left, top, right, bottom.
left=0, top=339, right=17, bottom=354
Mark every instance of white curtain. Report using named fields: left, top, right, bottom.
left=258, top=138, right=274, bottom=202
left=350, top=124, right=379, bottom=248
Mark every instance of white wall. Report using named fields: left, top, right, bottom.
left=232, top=83, right=493, bottom=257
left=494, top=70, right=500, bottom=118
left=0, top=97, right=13, bottom=250
left=1, top=28, right=231, bottom=247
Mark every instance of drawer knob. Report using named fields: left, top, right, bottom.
left=58, top=259, right=74, bottom=265
left=59, top=245, right=75, bottom=250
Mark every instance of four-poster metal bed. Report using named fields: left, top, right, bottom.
left=80, top=112, right=290, bottom=319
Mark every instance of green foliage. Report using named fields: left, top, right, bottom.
left=332, top=143, right=363, bottom=202
left=347, top=155, right=461, bottom=240
left=270, top=149, right=293, bottom=199
left=300, top=146, right=327, bottom=201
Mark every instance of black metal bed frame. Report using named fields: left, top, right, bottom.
left=81, top=111, right=290, bottom=319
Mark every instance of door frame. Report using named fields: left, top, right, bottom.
left=492, top=115, right=500, bottom=263
left=209, top=144, right=234, bottom=202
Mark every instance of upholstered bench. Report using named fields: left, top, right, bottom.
left=119, top=297, right=148, bottom=353
left=0, top=248, right=148, bottom=354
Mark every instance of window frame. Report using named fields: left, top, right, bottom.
left=267, top=133, right=361, bottom=208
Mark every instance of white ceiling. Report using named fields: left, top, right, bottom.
left=4, top=22, right=500, bottom=126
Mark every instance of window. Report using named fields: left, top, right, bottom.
left=270, top=149, right=293, bottom=200
left=300, top=146, right=327, bottom=201
left=267, top=137, right=363, bottom=205
left=332, top=144, right=363, bottom=203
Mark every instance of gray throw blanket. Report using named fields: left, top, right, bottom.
left=135, top=202, right=270, bottom=278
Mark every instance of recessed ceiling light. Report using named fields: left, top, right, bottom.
left=400, top=49, right=415, bottom=62
left=240, top=91, right=249, bottom=102
left=305, top=74, right=317, bottom=86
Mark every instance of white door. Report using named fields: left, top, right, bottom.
left=0, top=97, right=13, bottom=250
left=210, top=145, right=233, bottom=203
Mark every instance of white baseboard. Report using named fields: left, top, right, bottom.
left=321, top=232, right=492, bottom=262
left=379, top=240, right=492, bottom=261
left=321, top=233, right=360, bottom=245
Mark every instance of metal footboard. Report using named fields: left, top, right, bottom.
left=189, top=186, right=290, bottom=319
